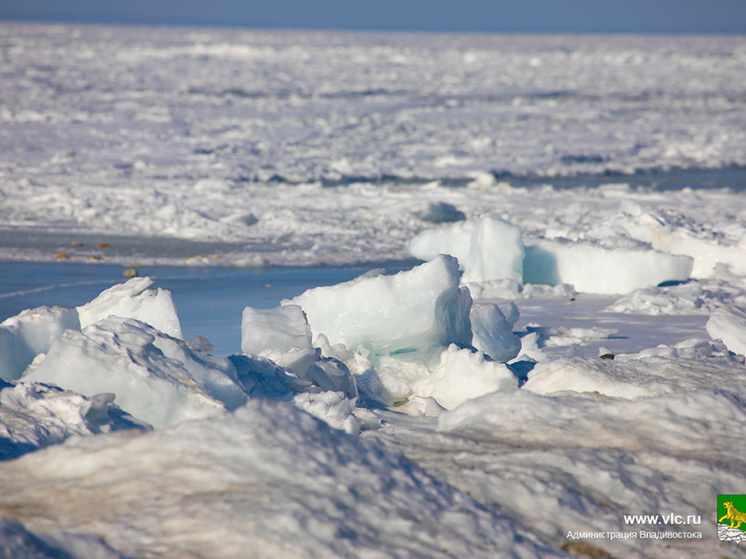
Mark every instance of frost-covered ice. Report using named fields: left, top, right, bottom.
left=1, top=22, right=746, bottom=559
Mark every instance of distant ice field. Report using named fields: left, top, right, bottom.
left=1, top=24, right=745, bottom=268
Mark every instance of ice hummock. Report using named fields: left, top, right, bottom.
left=706, top=306, right=746, bottom=358
left=287, top=255, right=472, bottom=361
left=23, top=317, right=246, bottom=429
left=235, top=255, right=526, bottom=408
left=0, top=276, right=233, bottom=429
left=0, top=276, right=183, bottom=382
left=0, top=380, right=149, bottom=460
left=470, top=302, right=522, bottom=363
left=278, top=255, right=529, bottom=408
left=410, top=214, right=694, bottom=295
left=523, top=239, right=693, bottom=295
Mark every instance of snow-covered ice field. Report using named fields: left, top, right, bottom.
left=1, top=22, right=746, bottom=557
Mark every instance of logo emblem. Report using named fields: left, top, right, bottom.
left=718, top=495, right=746, bottom=544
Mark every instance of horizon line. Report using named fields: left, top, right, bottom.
left=3, top=17, right=746, bottom=37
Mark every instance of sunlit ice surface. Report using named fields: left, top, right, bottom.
left=0, top=23, right=745, bottom=558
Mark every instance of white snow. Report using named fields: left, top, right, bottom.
left=0, top=399, right=560, bottom=559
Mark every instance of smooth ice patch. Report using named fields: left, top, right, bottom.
left=523, top=239, right=693, bottom=295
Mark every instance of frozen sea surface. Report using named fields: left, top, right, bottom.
left=1, top=23, right=746, bottom=559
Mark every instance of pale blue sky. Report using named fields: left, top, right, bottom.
left=1, top=0, right=745, bottom=34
